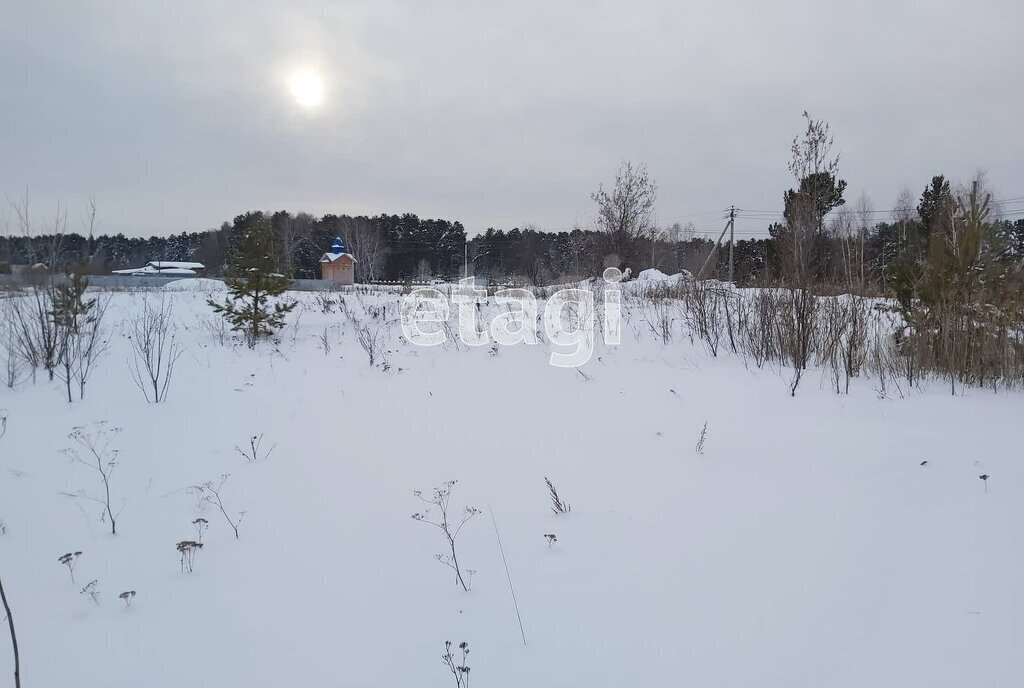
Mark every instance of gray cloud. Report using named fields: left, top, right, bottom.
left=2, top=0, right=1022, bottom=237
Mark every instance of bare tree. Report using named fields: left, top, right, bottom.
left=6, top=281, right=60, bottom=382
left=887, top=187, right=917, bottom=291
left=852, top=192, right=873, bottom=292
left=128, top=295, right=184, bottom=403
left=341, top=216, right=387, bottom=283
left=776, top=112, right=844, bottom=393
left=778, top=112, right=845, bottom=287
left=829, top=206, right=855, bottom=287
left=8, top=189, right=66, bottom=269
left=592, top=161, right=658, bottom=270
left=2, top=316, right=24, bottom=388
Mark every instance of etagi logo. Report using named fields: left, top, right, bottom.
left=401, top=269, right=624, bottom=368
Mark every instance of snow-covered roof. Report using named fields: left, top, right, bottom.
left=112, top=265, right=197, bottom=276
left=112, top=265, right=160, bottom=275
left=148, top=261, right=205, bottom=270
left=320, top=252, right=357, bottom=263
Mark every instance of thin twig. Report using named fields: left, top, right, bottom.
left=488, top=505, right=526, bottom=646
left=0, top=575, right=20, bottom=688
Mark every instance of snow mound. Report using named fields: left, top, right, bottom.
left=636, top=268, right=671, bottom=281
left=635, top=268, right=694, bottom=282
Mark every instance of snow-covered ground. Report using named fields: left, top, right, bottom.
left=1, top=285, right=1022, bottom=687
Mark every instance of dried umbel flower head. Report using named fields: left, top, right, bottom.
left=80, top=579, right=100, bottom=605
left=176, top=540, right=204, bottom=573
left=57, top=551, right=82, bottom=566
left=544, top=533, right=557, bottom=548
left=118, top=590, right=137, bottom=607
left=442, top=640, right=471, bottom=687
left=58, top=551, right=83, bottom=583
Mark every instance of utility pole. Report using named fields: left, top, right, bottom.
left=696, top=206, right=737, bottom=281
left=727, top=205, right=736, bottom=283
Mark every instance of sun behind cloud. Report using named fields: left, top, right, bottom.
left=288, top=69, right=325, bottom=110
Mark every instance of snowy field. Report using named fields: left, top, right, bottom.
left=1, top=282, right=1022, bottom=687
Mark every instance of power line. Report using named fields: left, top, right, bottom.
left=733, top=194, right=1024, bottom=220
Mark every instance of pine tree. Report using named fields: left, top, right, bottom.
left=50, top=268, right=100, bottom=402
left=51, top=271, right=97, bottom=333
left=208, top=219, right=296, bottom=347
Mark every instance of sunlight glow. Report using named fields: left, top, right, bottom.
left=288, top=70, right=325, bottom=110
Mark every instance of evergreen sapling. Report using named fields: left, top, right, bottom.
left=208, top=219, right=296, bottom=347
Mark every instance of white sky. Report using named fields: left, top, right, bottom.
left=2, top=0, right=1022, bottom=238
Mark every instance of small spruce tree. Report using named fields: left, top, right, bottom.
left=51, top=269, right=99, bottom=402
left=208, top=219, right=296, bottom=347
left=51, top=270, right=97, bottom=334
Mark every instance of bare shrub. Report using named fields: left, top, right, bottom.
left=680, top=282, right=729, bottom=356
left=313, top=294, right=337, bottom=314
left=316, top=327, right=331, bottom=355
left=6, top=284, right=60, bottom=381
left=128, top=295, right=184, bottom=403
left=69, top=290, right=110, bottom=401
left=355, top=323, right=387, bottom=367
left=738, top=289, right=782, bottom=369
left=199, top=313, right=229, bottom=345
left=638, top=296, right=674, bottom=344
left=2, top=323, right=24, bottom=389
left=775, top=288, right=818, bottom=395
left=817, top=297, right=871, bottom=394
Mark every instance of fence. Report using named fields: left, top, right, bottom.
left=0, top=274, right=514, bottom=294
left=0, top=274, right=197, bottom=290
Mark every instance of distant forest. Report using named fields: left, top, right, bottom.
left=3, top=195, right=1022, bottom=290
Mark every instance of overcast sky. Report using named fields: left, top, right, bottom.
left=2, top=1, right=1022, bottom=239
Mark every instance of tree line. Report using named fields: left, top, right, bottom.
left=3, top=113, right=1023, bottom=289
